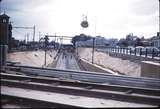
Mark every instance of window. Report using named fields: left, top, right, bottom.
left=3, top=19, right=7, bottom=23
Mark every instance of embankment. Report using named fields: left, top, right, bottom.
left=7, top=50, right=57, bottom=67
left=77, top=47, right=141, bottom=77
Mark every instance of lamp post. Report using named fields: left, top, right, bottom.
left=92, top=38, right=95, bottom=64
left=0, top=0, right=2, bottom=14
left=158, top=0, right=160, bottom=32
left=92, top=17, right=97, bottom=64
left=44, top=36, right=49, bottom=66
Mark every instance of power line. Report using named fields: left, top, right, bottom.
left=13, top=25, right=36, bottom=42
left=13, top=29, right=24, bottom=35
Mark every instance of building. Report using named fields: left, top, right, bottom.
left=76, top=36, right=119, bottom=48
left=151, top=32, right=160, bottom=49
left=95, top=36, right=109, bottom=47
left=0, top=13, right=12, bottom=51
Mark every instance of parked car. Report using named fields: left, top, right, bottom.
left=127, top=46, right=135, bottom=53
left=135, top=46, right=146, bottom=55
left=144, top=47, right=160, bottom=57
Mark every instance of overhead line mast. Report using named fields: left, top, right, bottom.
left=13, top=25, right=36, bottom=42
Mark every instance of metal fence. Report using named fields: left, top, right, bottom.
left=97, top=47, right=160, bottom=59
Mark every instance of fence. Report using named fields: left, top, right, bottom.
left=97, top=47, right=160, bottom=59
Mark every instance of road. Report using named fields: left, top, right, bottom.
left=56, top=51, right=80, bottom=70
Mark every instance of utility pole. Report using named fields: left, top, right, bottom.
left=158, top=0, right=160, bottom=32
left=24, top=34, right=26, bottom=44
left=13, top=25, right=35, bottom=42
left=76, top=42, right=78, bottom=57
left=0, top=0, right=2, bottom=14
left=33, top=25, right=35, bottom=42
left=13, top=25, right=36, bottom=49
left=44, top=36, right=48, bottom=66
left=27, top=33, right=29, bottom=44
left=92, top=16, right=97, bottom=64
left=60, top=37, right=62, bottom=49
left=39, top=32, right=41, bottom=41
left=92, top=38, right=95, bottom=64
left=54, top=33, right=56, bottom=49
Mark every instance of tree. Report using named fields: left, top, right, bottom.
left=71, top=34, right=92, bottom=46
left=117, top=38, right=128, bottom=47
left=135, top=38, right=143, bottom=46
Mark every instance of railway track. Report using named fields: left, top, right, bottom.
left=1, top=73, right=160, bottom=106
left=4, top=65, right=160, bottom=89
left=1, top=95, right=78, bottom=108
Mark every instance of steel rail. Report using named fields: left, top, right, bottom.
left=1, top=72, right=160, bottom=97
left=1, top=79, right=160, bottom=105
left=4, top=65, right=160, bottom=89
left=5, top=67, right=158, bottom=89
left=6, top=64, right=160, bottom=82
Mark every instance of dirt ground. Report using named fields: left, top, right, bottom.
left=77, top=47, right=141, bottom=77
left=7, top=50, right=57, bottom=67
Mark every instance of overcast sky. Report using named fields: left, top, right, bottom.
left=0, top=0, right=159, bottom=43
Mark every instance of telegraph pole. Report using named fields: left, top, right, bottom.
left=33, top=25, right=35, bottom=42
left=76, top=42, right=78, bottom=56
left=44, top=36, right=49, bottom=66
left=92, top=38, right=95, bottom=64
left=158, top=0, right=160, bottom=32
left=43, top=35, right=73, bottom=66
left=92, top=17, right=97, bottom=64
left=0, top=0, right=2, bottom=14
left=27, top=33, right=29, bottom=44
left=39, top=32, right=41, bottom=41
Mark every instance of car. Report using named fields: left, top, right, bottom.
left=128, top=46, right=135, bottom=53
left=130, top=46, right=145, bottom=55
left=135, top=46, right=146, bottom=55
left=144, top=47, right=160, bottom=57
left=115, top=46, right=120, bottom=48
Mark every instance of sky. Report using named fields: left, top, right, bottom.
left=0, top=0, right=159, bottom=44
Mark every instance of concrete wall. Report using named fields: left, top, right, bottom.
left=141, top=61, right=160, bottom=79
left=78, top=58, right=117, bottom=75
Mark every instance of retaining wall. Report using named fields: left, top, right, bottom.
left=78, top=58, right=117, bottom=75
left=141, top=61, right=160, bottom=79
